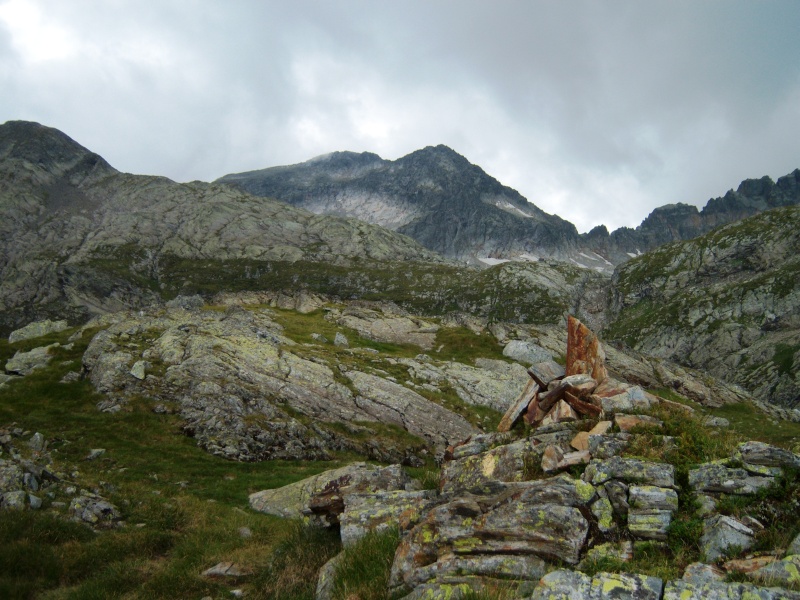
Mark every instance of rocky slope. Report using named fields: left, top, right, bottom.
left=245, top=318, right=800, bottom=600
left=606, top=205, right=800, bottom=409
left=0, top=121, right=442, bottom=334
left=218, top=146, right=800, bottom=270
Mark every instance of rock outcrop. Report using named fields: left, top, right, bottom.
left=607, top=205, right=800, bottom=409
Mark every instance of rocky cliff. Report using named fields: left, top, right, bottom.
left=606, top=205, right=800, bottom=408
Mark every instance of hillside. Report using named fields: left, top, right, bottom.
left=606, top=205, right=800, bottom=408
left=1, top=309, right=799, bottom=598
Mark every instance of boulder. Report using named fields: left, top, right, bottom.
left=440, top=439, right=534, bottom=494
left=340, top=489, right=438, bottom=546
left=502, top=340, right=552, bottom=365
left=681, top=562, right=725, bottom=584
left=588, top=433, right=631, bottom=459
left=8, top=319, right=69, bottom=343
left=736, top=441, right=800, bottom=470
left=1, top=490, right=28, bottom=510
left=688, top=463, right=774, bottom=495
left=4, top=344, right=60, bottom=375
left=789, top=532, right=800, bottom=556
left=701, top=515, right=754, bottom=562
left=69, top=495, right=122, bottom=527
left=751, top=554, right=800, bottom=587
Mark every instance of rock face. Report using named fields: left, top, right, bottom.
left=607, top=205, right=800, bottom=408
left=80, top=304, right=480, bottom=462
left=8, top=319, right=69, bottom=343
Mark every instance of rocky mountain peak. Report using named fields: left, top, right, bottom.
left=0, top=120, right=115, bottom=178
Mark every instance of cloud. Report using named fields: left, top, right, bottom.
left=1, top=0, right=799, bottom=233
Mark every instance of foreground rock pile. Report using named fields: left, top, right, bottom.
left=249, top=317, right=800, bottom=600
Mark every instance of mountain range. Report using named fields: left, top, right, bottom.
left=217, top=146, right=800, bottom=270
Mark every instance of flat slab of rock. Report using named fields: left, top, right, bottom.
left=249, top=463, right=413, bottom=519
left=528, top=360, right=565, bottom=388
left=688, top=463, right=774, bottom=495
left=583, top=457, right=675, bottom=489
left=736, top=441, right=800, bottom=470
left=202, top=562, right=252, bottom=577
left=663, top=579, right=800, bottom=600
left=530, top=569, right=663, bottom=600
left=497, top=380, right=538, bottom=432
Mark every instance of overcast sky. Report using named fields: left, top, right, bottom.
left=1, top=1, right=798, bottom=233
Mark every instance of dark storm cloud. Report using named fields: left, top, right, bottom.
left=1, top=0, right=798, bottom=232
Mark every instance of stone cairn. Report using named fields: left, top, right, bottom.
left=249, top=316, right=800, bottom=600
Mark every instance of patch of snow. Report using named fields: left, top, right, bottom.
left=626, top=252, right=638, bottom=258
left=569, top=258, right=589, bottom=269
left=519, top=253, right=540, bottom=262
left=496, top=199, right=534, bottom=219
left=589, top=251, right=614, bottom=266
left=578, top=252, right=599, bottom=261
left=478, top=257, right=511, bottom=266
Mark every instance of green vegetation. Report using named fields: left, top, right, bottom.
left=328, top=528, right=400, bottom=600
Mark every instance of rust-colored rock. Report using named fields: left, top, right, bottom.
left=571, top=431, right=590, bottom=452
left=723, top=556, right=778, bottom=574
left=564, top=391, right=602, bottom=417
left=566, top=316, right=608, bottom=384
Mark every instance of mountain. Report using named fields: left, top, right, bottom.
left=605, top=205, right=800, bottom=408
left=0, top=121, right=443, bottom=333
left=218, top=146, right=589, bottom=266
left=0, top=121, right=606, bottom=336
left=218, top=149, right=800, bottom=271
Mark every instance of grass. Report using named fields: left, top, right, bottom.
left=328, top=528, right=400, bottom=600
left=0, top=327, right=353, bottom=599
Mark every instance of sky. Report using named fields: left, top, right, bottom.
left=1, top=1, right=799, bottom=233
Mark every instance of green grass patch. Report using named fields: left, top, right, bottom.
left=329, top=527, right=400, bottom=600
left=708, top=403, right=800, bottom=449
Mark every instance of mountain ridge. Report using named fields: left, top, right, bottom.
left=218, top=147, right=800, bottom=270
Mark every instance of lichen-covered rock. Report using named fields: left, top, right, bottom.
left=688, top=463, right=774, bottom=495
left=440, top=439, right=534, bottom=495
left=750, top=554, right=800, bottom=587
left=626, top=485, right=679, bottom=540
left=4, top=344, right=60, bottom=375
left=250, top=463, right=414, bottom=522
left=736, top=441, right=800, bottom=470
left=316, top=552, right=345, bottom=600
left=701, top=515, right=755, bottom=562
left=8, top=319, right=69, bottom=343
left=335, top=308, right=439, bottom=350
left=447, top=432, right=514, bottom=460
left=530, top=569, right=663, bottom=600
left=588, top=433, right=631, bottom=459
left=390, top=479, right=594, bottom=596
left=663, top=579, right=800, bottom=599
left=681, top=562, right=725, bottom=584
left=69, top=495, right=122, bottom=527
left=1, top=490, right=28, bottom=510
left=340, top=489, right=438, bottom=546
left=583, top=457, right=675, bottom=489
left=614, top=414, right=663, bottom=432
left=0, top=461, right=24, bottom=493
